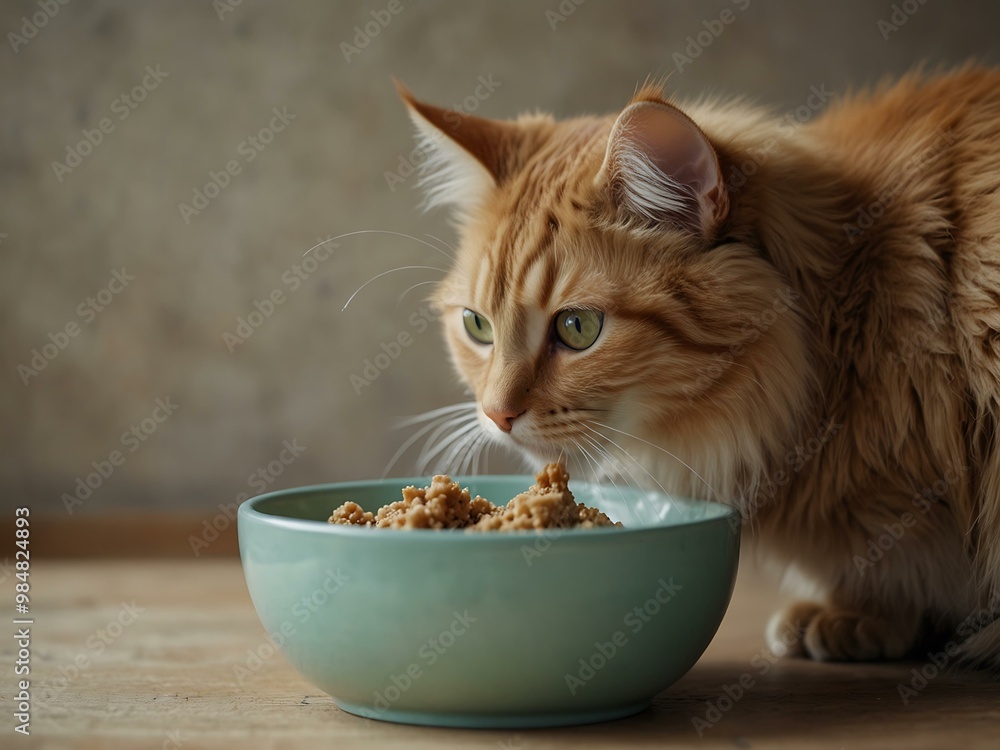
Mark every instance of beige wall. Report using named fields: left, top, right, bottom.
left=2, top=0, right=998, bottom=514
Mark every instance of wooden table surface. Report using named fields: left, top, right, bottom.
left=9, top=558, right=999, bottom=749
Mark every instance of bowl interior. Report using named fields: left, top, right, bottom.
left=245, top=475, right=735, bottom=531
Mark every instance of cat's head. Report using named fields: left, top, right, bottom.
left=397, top=81, right=811, bottom=489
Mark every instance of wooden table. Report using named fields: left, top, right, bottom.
left=11, top=558, right=999, bottom=749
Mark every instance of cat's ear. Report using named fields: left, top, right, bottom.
left=597, top=96, right=728, bottom=238
left=394, top=80, right=523, bottom=217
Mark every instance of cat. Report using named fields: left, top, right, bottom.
left=394, top=66, right=1000, bottom=673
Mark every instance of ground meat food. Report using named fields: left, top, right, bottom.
left=328, top=462, right=621, bottom=531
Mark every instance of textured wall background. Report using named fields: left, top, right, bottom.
left=2, top=0, right=998, bottom=514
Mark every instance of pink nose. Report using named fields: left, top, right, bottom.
left=485, top=407, right=523, bottom=432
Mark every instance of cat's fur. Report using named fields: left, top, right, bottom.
left=397, top=66, right=1000, bottom=672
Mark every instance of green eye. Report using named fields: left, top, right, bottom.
left=555, top=309, right=604, bottom=350
left=463, top=309, right=494, bottom=344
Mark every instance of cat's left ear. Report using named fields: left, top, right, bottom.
left=394, top=79, right=530, bottom=218
left=597, top=98, right=728, bottom=239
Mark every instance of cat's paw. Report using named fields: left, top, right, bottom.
left=768, top=601, right=913, bottom=662
left=766, top=601, right=824, bottom=658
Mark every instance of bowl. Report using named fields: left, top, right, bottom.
left=238, top=474, right=740, bottom=728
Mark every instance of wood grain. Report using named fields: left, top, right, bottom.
left=7, top=558, right=998, bottom=749
left=0, top=515, right=238, bottom=558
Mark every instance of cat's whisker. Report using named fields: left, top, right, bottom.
left=435, top=422, right=483, bottom=474
left=414, top=414, right=478, bottom=472
left=302, top=229, right=454, bottom=262
left=424, top=420, right=478, bottom=472
left=462, top=431, right=489, bottom=477
left=585, top=436, right=645, bottom=502
left=569, top=437, right=600, bottom=484
left=581, top=423, right=672, bottom=498
left=394, top=401, right=477, bottom=429
left=588, top=420, right=722, bottom=501
left=581, top=434, right=643, bottom=527
left=396, top=279, right=441, bottom=308
left=567, top=441, right=599, bottom=485
left=381, top=410, right=471, bottom=479
left=455, top=428, right=486, bottom=478
left=582, top=426, right=677, bottom=528
left=580, top=431, right=643, bottom=512
left=418, top=419, right=479, bottom=475
left=342, top=265, right=446, bottom=311
left=574, top=436, right=630, bottom=520
left=424, top=233, right=459, bottom=258
left=577, top=434, right=611, bottom=482
left=471, top=431, right=489, bottom=477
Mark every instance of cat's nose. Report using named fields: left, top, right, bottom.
left=484, top=406, right=524, bottom=432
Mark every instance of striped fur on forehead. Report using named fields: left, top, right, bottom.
left=479, top=122, right=608, bottom=310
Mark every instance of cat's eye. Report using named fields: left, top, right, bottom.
left=463, top=308, right=494, bottom=344
left=554, top=309, right=604, bottom=350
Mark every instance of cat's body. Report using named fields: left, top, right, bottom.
left=398, top=66, right=1000, bottom=671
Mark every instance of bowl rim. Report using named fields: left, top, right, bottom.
left=238, top=474, right=740, bottom=541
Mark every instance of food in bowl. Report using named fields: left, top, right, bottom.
left=328, top=462, right=621, bottom=530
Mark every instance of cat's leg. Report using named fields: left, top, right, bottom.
left=767, top=600, right=921, bottom=661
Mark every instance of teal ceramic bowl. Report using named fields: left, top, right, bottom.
left=238, top=475, right=739, bottom=728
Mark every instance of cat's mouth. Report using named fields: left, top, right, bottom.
left=478, top=407, right=603, bottom=458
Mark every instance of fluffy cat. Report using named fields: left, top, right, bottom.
left=396, top=66, right=1000, bottom=672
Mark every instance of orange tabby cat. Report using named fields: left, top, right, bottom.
left=396, top=66, right=1000, bottom=672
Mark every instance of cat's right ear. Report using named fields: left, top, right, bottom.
left=394, top=79, right=524, bottom=219
left=596, top=97, right=729, bottom=239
